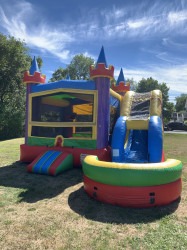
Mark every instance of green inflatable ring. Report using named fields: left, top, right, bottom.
left=82, top=156, right=182, bottom=187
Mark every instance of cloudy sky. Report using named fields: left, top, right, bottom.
left=0, top=0, right=187, bottom=102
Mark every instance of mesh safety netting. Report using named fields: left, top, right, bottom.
left=129, top=92, right=151, bottom=119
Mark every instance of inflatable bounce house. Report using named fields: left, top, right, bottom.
left=20, top=47, right=183, bottom=207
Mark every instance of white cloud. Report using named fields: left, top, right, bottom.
left=0, top=0, right=187, bottom=101
left=101, top=7, right=126, bottom=23
left=127, top=19, right=148, bottom=29
left=115, top=64, right=187, bottom=95
left=75, top=6, right=161, bottom=40
left=168, top=10, right=187, bottom=25
left=1, top=0, right=187, bottom=51
left=0, top=2, right=74, bottom=62
left=96, top=4, right=187, bottom=39
left=162, top=38, right=187, bottom=50
left=83, top=51, right=97, bottom=61
left=114, top=64, right=187, bottom=103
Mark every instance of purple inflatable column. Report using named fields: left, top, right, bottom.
left=25, top=84, right=31, bottom=144
left=95, top=77, right=110, bottom=148
left=90, top=46, right=114, bottom=149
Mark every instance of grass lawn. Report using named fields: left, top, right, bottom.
left=0, top=135, right=186, bottom=250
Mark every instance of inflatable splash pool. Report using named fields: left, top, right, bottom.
left=83, top=156, right=182, bottom=207
left=82, top=90, right=183, bottom=207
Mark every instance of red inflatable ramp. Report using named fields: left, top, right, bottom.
left=27, top=150, right=73, bottom=176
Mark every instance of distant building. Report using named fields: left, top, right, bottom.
left=172, top=111, right=187, bottom=122
left=171, top=99, right=187, bottom=122
left=172, top=112, right=183, bottom=122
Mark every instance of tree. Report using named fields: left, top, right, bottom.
left=36, top=56, right=43, bottom=70
left=68, top=54, right=94, bottom=80
left=175, top=94, right=187, bottom=112
left=126, top=78, right=137, bottom=91
left=49, top=67, right=68, bottom=82
left=163, top=102, right=175, bottom=122
left=49, top=54, right=94, bottom=82
left=136, top=77, right=172, bottom=123
left=0, top=33, right=31, bottom=140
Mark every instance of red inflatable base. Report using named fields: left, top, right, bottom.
left=20, top=144, right=111, bottom=167
left=83, top=176, right=182, bottom=208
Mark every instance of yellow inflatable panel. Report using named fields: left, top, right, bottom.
left=84, top=155, right=181, bottom=170
left=120, top=91, right=135, bottom=116
left=150, top=90, right=162, bottom=116
left=126, top=119, right=149, bottom=130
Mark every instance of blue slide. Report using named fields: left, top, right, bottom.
left=111, top=116, right=163, bottom=163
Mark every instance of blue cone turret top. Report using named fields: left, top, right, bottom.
left=90, top=46, right=114, bottom=79
left=23, top=56, right=46, bottom=84
left=111, top=67, right=130, bottom=95
left=96, top=46, right=108, bottom=68
left=29, top=56, right=39, bottom=75
left=116, top=68, right=126, bottom=85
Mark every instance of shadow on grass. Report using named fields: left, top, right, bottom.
left=0, top=161, right=181, bottom=223
left=68, top=186, right=181, bottom=224
left=0, top=161, right=82, bottom=203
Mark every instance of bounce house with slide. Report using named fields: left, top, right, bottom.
left=20, top=47, right=183, bottom=208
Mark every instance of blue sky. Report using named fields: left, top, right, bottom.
left=0, top=0, right=187, bottom=102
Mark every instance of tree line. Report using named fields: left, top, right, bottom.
left=0, top=33, right=186, bottom=140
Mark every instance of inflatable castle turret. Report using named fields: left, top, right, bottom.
left=111, top=68, right=130, bottom=96
left=23, top=56, right=46, bottom=84
left=23, top=57, right=46, bottom=144
left=90, top=46, right=114, bottom=148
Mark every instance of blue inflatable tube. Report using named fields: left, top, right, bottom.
left=148, top=116, right=163, bottom=163
left=111, top=116, right=127, bottom=162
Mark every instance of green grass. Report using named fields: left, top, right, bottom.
left=0, top=135, right=186, bottom=250
left=164, top=134, right=187, bottom=164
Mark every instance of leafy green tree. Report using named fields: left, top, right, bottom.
left=49, top=67, right=68, bottom=82
left=126, top=78, right=137, bottom=91
left=49, top=54, right=94, bottom=82
left=68, top=54, right=94, bottom=80
left=136, top=77, right=172, bottom=123
left=0, top=33, right=31, bottom=140
left=36, top=56, right=43, bottom=70
left=163, top=102, right=175, bottom=122
left=175, top=94, right=187, bottom=112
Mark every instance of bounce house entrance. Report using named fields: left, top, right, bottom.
left=27, top=150, right=73, bottom=176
